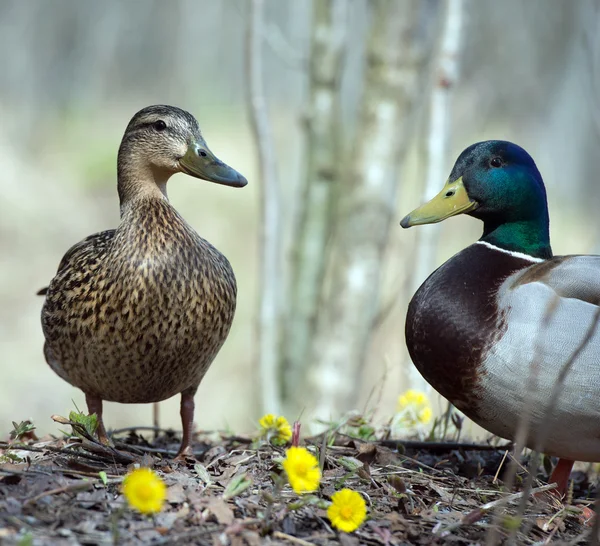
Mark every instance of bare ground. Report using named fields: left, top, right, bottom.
left=0, top=423, right=596, bottom=545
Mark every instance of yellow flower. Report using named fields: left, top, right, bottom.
left=259, top=414, right=292, bottom=445
left=282, top=447, right=321, bottom=494
left=418, top=406, right=432, bottom=425
left=327, top=488, right=367, bottom=533
left=122, top=468, right=166, bottom=514
left=397, top=389, right=428, bottom=410
left=396, top=389, right=432, bottom=427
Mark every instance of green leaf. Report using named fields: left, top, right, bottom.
left=0, top=452, right=24, bottom=463
left=17, top=533, right=33, bottom=546
left=194, top=463, right=212, bottom=486
left=223, top=473, right=252, bottom=500
left=502, top=515, right=522, bottom=531
left=99, top=471, right=108, bottom=485
left=68, top=410, right=98, bottom=438
left=337, top=456, right=363, bottom=472
left=9, top=420, right=36, bottom=442
left=357, top=425, right=376, bottom=440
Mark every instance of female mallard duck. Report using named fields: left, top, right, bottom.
left=40, top=105, right=247, bottom=459
left=401, top=140, right=600, bottom=495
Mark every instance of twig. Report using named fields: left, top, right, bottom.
left=23, top=477, right=122, bottom=506
left=0, top=442, right=121, bottom=465
left=246, top=0, right=283, bottom=415
left=111, top=425, right=176, bottom=435
left=493, top=450, right=509, bottom=484
left=78, top=439, right=137, bottom=464
left=272, top=531, right=316, bottom=546
left=378, top=439, right=513, bottom=453
left=437, top=483, right=558, bottom=537
left=148, top=525, right=223, bottom=545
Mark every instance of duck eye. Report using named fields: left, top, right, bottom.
left=490, top=157, right=503, bottom=168
left=153, top=120, right=167, bottom=132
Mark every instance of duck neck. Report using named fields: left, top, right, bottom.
left=117, top=150, right=171, bottom=216
left=480, top=216, right=552, bottom=260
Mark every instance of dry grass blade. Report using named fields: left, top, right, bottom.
left=24, top=477, right=122, bottom=506
left=437, top=483, right=558, bottom=537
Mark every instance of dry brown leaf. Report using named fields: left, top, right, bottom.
left=355, top=443, right=399, bottom=466
left=240, top=531, right=262, bottom=546
left=208, top=498, right=234, bottom=525
left=339, top=532, right=360, bottom=546
left=166, top=483, right=187, bottom=504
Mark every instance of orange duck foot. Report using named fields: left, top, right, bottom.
left=173, top=389, right=197, bottom=463
left=85, top=393, right=112, bottom=446
left=535, top=458, right=574, bottom=501
left=548, top=458, right=575, bottom=497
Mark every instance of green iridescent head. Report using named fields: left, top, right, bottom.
left=401, top=140, right=552, bottom=259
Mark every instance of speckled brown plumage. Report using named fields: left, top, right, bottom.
left=40, top=105, right=247, bottom=457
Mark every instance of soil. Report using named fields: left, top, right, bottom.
left=0, top=424, right=596, bottom=545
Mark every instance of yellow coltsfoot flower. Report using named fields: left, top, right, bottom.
left=327, top=488, right=367, bottom=533
left=122, top=467, right=166, bottom=514
left=282, top=446, right=321, bottom=494
left=259, top=413, right=292, bottom=445
left=396, top=389, right=433, bottom=426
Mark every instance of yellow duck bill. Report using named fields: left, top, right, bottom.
left=400, top=177, right=477, bottom=228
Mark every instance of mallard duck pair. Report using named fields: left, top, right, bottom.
left=40, top=106, right=247, bottom=458
left=40, top=106, right=599, bottom=494
left=402, top=140, right=600, bottom=496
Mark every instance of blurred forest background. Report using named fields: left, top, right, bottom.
left=1, top=0, right=600, bottom=439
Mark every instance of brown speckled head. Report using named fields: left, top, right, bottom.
left=117, top=105, right=247, bottom=207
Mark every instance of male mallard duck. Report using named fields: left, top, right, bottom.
left=401, top=140, right=600, bottom=495
left=40, top=105, right=247, bottom=458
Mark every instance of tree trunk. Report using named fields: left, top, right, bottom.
left=283, top=0, right=348, bottom=413
left=246, top=0, right=283, bottom=414
left=408, top=0, right=465, bottom=391
left=308, top=0, right=435, bottom=421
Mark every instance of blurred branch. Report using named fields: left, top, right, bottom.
left=584, top=0, right=600, bottom=140
left=264, top=22, right=307, bottom=68
left=408, top=0, right=465, bottom=390
left=283, top=0, right=348, bottom=412
left=308, top=0, right=436, bottom=420
left=246, top=0, right=283, bottom=414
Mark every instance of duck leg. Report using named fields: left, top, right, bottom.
left=85, top=393, right=110, bottom=445
left=549, top=458, right=574, bottom=497
left=174, top=386, right=198, bottom=461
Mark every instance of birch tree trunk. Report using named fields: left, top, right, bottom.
left=283, top=0, right=348, bottom=412
left=408, top=0, right=465, bottom=391
left=246, top=0, right=283, bottom=414
left=308, top=0, right=434, bottom=420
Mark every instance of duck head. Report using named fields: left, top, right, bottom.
left=117, top=105, right=247, bottom=204
left=401, top=140, right=552, bottom=259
